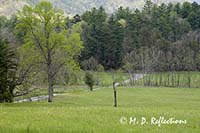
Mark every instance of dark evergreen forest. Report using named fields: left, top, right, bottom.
left=79, top=1, right=200, bottom=72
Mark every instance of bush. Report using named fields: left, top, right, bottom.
left=63, top=72, right=79, bottom=85
left=0, top=89, right=13, bottom=103
left=69, top=73, right=78, bottom=85
left=81, top=57, right=98, bottom=71
left=97, top=64, right=104, bottom=72
left=84, top=72, right=95, bottom=91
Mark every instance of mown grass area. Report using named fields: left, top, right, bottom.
left=134, top=71, right=200, bottom=88
left=1, top=87, right=200, bottom=132
left=13, top=85, right=87, bottom=102
left=14, top=71, right=129, bottom=101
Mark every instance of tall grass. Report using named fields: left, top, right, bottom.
left=1, top=87, right=200, bottom=132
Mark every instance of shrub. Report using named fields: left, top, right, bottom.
left=84, top=72, right=95, bottom=91
left=97, top=64, right=104, bottom=72
left=0, top=89, right=13, bottom=103
left=81, top=57, right=98, bottom=71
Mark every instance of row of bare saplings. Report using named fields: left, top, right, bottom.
left=123, top=44, right=200, bottom=88
left=128, top=72, right=200, bottom=88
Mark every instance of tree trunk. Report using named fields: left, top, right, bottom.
left=47, top=51, right=53, bottom=102
left=113, top=82, right=117, bottom=107
left=177, top=72, right=180, bottom=87
left=187, top=71, right=191, bottom=88
left=90, top=86, right=93, bottom=91
left=48, top=77, right=53, bottom=102
left=172, top=71, right=174, bottom=87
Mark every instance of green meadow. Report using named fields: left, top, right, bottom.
left=1, top=87, right=200, bottom=132
left=74, top=71, right=130, bottom=86
left=1, top=1, right=200, bottom=133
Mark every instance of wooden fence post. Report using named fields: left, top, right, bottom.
left=113, top=82, right=117, bottom=107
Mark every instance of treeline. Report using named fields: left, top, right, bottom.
left=79, top=1, right=200, bottom=72
left=1, top=1, right=200, bottom=72
left=132, top=72, right=200, bottom=88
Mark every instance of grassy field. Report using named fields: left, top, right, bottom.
left=14, top=71, right=129, bottom=101
left=75, top=71, right=129, bottom=86
left=1, top=86, right=200, bottom=132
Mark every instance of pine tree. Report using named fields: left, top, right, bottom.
left=0, top=39, right=16, bottom=102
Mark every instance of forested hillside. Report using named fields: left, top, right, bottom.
left=80, top=1, right=200, bottom=71
left=0, top=0, right=27, bottom=16
left=0, top=0, right=192, bottom=16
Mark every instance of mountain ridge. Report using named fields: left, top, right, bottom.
left=0, top=0, right=193, bottom=17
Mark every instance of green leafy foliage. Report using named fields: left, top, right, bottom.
left=84, top=72, right=95, bottom=91
left=16, top=1, right=83, bottom=102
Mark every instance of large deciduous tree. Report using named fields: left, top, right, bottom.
left=16, top=2, right=83, bottom=102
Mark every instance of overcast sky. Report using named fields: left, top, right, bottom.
left=193, top=0, right=200, bottom=3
